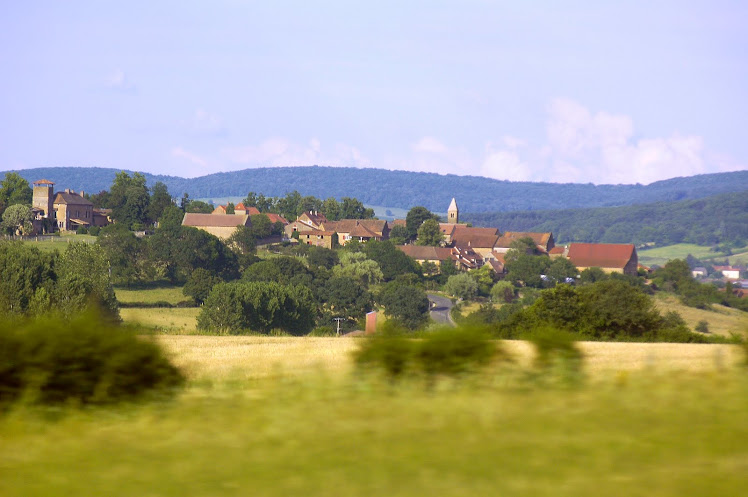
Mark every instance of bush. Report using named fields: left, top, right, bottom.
left=525, top=325, right=584, bottom=384
left=354, top=326, right=415, bottom=381
left=88, top=226, right=101, bottom=236
left=354, top=324, right=501, bottom=382
left=0, top=310, right=184, bottom=407
left=416, top=327, right=497, bottom=378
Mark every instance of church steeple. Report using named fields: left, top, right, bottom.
left=447, top=198, right=459, bottom=224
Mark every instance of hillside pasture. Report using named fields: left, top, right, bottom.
left=19, top=233, right=97, bottom=252
left=654, top=293, right=748, bottom=338
left=637, top=243, right=740, bottom=267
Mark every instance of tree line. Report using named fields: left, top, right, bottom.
left=463, top=191, right=748, bottom=246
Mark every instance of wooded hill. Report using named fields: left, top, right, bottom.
left=5, top=166, right=748, bottom=214
left=462, top=191, right=748, bottom=246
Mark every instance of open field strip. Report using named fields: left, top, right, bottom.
left=115, top=285, right=188, bottom=305
left=637, top=243, right=742, bottom=266
left=158, top=336, right=746, bottom=382
left=121, top=307, right=200, bottom=332
left=654, top=294, right=748, bottom=337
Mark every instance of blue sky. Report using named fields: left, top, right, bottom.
left=1, top=0, right=746, bottom=184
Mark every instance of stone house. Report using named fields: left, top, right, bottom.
left=321, top=219, right=390, bottom=246
left=53, top=190, right=94, bottom=231
left=494, top=231, right=555, bottom=254
left=182, top=213, right=251, bottom=239
left=297, top=230, right=337, bottom=249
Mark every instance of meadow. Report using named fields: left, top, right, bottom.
left=638, top=243, right=748, bottom=267
left=1, top=335, right=746, bottom=497
left=18, top=233, right=97, bottom=252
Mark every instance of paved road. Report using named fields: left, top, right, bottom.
left=427, top=293, right=455, bottom=326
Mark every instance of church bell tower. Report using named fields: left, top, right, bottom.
left=447, top=198, right=459, bottom=224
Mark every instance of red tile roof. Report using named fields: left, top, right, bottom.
left=397, top=245, right=453, bottom=261
left=34, top=179, right=55, bottom=185
left=495, top=231, right=553, bottom=251
left=566, top=243, right=635, bottom=269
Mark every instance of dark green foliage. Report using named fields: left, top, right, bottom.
left=148, top=225, right=239, bottom=284
left=416, top=327, right=496, bottom=378
left=97, top=223, right=145, bottom=286
left=576, top=280, right=662, bottom=339
left=405, top=206, right=439, bottom=240
left=307, top=246, right=339, bottom=269
left=0, top=172, right=32, bottom=218
left=0, top=242, right=56, bottom=315
left=0, top=310, right=184, bottom=407
left=147, top=181, right=173, bottom=223
left=362, top=240, right=421, bottom=281
left=185, top=200, right=214, bottom=213
left=56, top=242, right=119, bottom=320
left=354, top=327, right=415, bottom=381
left=183, top=268, right=222, bottom=305
left=378, top=282, right=430, bottom=330
left=504, top=253, right=551, bottom=288
left=198, top=281, right=316, bottom=335
left=108, top=172, right=151, bottom=229
left=525, top=325, right=584, bottom=384
left=695, top=320, right=709, bottom=334
left=321, top=276, right=373, bottom=322
left=354, top=325, right=502, bottom=382
left=464, top=190, right=748, bottom=246
left=416, top=218, right=444, bottom=246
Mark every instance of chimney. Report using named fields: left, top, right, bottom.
left=65, top=188, right=71, bottom=194
left=79, top=190, right=85, bottom=197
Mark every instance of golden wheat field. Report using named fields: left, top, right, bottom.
left=158, top=335, right=745, bottom=383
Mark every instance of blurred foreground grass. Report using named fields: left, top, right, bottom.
left=1, top=337, right=747, bottom=496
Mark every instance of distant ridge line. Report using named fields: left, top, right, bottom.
left=4, top=165, right=747, bottom=213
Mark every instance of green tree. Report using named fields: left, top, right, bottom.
left=490, top=280, right=516, bottom=303
left=378, top=283, right=430, bottom=330
left=416, top=218, right=444, bottom=246
left=1, top=204, right=34, bottom=235
left=307, top=246, right=339, bottom=269
left=362, top=240, right=420, bottom=281
left=321, top=276, right=373, bottom=322
left=186, top=200, right=214, bottom=213
left=405, top=206, right=438, bottom=240
left=147, top=182, right=173, bottom=223
left=546, top=258, right=578, bottom=285
left=183, top=268, right=222, bottom=305
left=0, top=242, right=55, bottom=316
left=0, top=172, right=32, bottom=217
left=444, top=273, right=479, bottom=300
left=388, top=224, right=409, bottom=245
left=56, top=242, right=119, bottom=320
left=198, top=281, right=315, bottom=335
left=577, top=279, right=661, bottom=339
left=333, top=252, right=383, bottom=287
left=109, top=172, right=150, bottom=229
left=505, top=253, right=551, bottom=288
left=97, top=223, right=144, bottom=286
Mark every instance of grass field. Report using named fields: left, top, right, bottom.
left=19, top=233, right=97, bottom=252
left=1, top=336, right=747, bottom=496
left=638, top=243, right=748, bottom=267
left=115, top=285, right=189, bottom=305
left=655, top=293, right=748, bottom=337
left=120, top=307, right=201, bottom=333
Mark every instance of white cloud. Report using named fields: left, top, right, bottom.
left=480, top=145, right=532, bottom=182
left=220, top=138, right=370, bottom=169
left=543, top=98, right=713, bottom=184
left=187, top=109, right=227, bottom=137
left=171, top=147, right=210, bottom=177
left=105, top=68, right=136, bottom=93
left=412, top=136, right=450, bottom=154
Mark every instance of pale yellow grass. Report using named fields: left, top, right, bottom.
left=115, top=286, right=187, bottom=305
left=121, top=307, right=200, bottom=332
left=159, top=336, right=360, bottom=381
left=655, top=293, right=748, bottom=337
left=157, top=336, right=745, bottom=383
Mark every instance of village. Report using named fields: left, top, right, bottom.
left=16, top=178, right=747, bottom=288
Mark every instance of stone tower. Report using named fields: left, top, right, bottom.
left=33, top=179, right=55, bottom=218
left=447, top=197, right=459, bottom=224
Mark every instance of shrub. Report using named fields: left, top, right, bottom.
left=354, top=327, right=415, bottom=381
left=416, top=327, right=497, bottom=378
left=0, top=310, right=184, bottom=407
left=88, top=226, right=101, bottom=236
left=525, top=325, right=584, bottom=384
left=695, top=320, right=710, bottom=334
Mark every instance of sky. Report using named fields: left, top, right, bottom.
left=1, top=0, right=747, bottom=184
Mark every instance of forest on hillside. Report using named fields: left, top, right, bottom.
left=6, top=166, right=748, bottom=214
left=462, top=191, right=748, bottom=246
